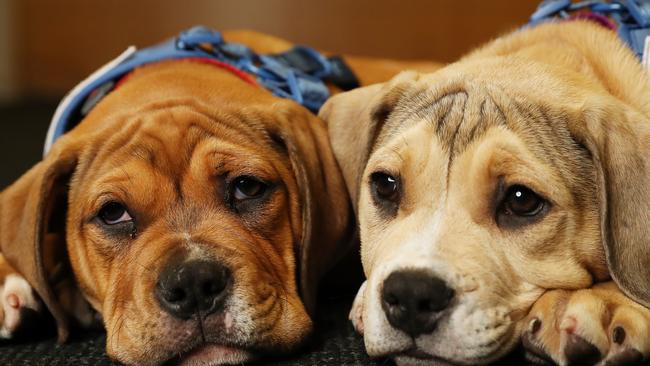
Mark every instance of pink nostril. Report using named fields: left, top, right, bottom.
left=7, top=294, right=20, bottom=309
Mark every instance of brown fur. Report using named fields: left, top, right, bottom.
left=0, top=30, right=441, bottom=365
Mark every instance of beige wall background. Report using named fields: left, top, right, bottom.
left=5, top=0, right=539, bottom=99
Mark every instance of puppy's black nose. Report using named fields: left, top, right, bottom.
left=155, top=260, right=231, bottom=319
left=381, top=270, right=454, bottom=336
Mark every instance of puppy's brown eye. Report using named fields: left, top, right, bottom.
left=503, top=185, right=544, bottom=216
left=233, top=176, right=267, bottom=200
left=98, top=202, right=133, bottom=225
left=371, top=172, right=400, bottom=201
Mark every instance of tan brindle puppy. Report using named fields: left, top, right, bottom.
left=321, top=21, right=650, bottom=365
left=0, top=30, right=439, bottom=365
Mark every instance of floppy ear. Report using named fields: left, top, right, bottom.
left=272, top=104, right=356, bottom=314
left=569, top=104, right=650, bottom=307
left=318, top=71, right=420, bottom=213
left=0, top=136, right=79, bottom=343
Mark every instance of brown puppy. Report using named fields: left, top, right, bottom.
left=321, top=21, right=650, bottom=365
left=0, top=30, right=439, bottom=365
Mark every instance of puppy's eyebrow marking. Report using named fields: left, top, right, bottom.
left=491, top=96, right=508, bottom=127
left=446, top=97, right=468, bottom=182
left=479, top=99, right=487, bottom=119
left=419, top=92, right=468, bottom=149
left=512, top=101, right=556, bottom=159
left=434, top=95, right=457, bottom=135
left=510, top=100, right=572, bottom=191
left=439, top=91, right=521, bottom=179
left=465, top=99, right=489, bottom=145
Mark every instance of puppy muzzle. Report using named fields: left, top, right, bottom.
left=381, top=270, right=455, bottom=337
left=155, top=259, right=232, bottom=320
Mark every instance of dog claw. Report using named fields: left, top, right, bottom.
left=564, top=333, right=601, bottom=365
left=6, top=294, right=19, bottom=309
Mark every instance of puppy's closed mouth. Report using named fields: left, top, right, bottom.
left=166, top=343, right=254, bottom=366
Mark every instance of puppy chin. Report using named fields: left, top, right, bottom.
left=177, top=344, right=254, bottom=366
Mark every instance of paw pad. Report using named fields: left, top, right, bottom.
left=521, top=284, right=650, bottom=366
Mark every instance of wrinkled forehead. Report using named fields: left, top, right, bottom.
left=70, top=105, right=285, bottom=197
left=374, top=84, right=591, bottom=177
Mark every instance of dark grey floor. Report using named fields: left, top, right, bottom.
left=0, top=101, right=529, bottom=365
left=0, top=296, right=384, bottom=366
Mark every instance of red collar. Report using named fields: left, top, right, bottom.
left=115, top=57, right=258, bottom=89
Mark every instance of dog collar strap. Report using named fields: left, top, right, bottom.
left=529, top=0, right=650, bottom=60
left=44, top=26, right=359, bottom=156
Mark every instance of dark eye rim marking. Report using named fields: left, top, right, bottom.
left=496, top=183, right=550, bottom=228
left=95, top=201, right=137, bottom=238
left=232, top=175, right=268, bottom=200
left=369, top=171, right=401, bottom=216
left=502, top=185, right=545, bottom=216
left=225, top=175, right=276, bottom=214
left=98, top=202, right=133, bottom=224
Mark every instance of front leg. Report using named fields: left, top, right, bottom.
left=0, top=253, right=42, bottom=339
left=349, top=280, right=367, bottom=335
left=522, top=281, right=650, bottom=365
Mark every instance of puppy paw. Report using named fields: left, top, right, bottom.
left=522, top=282, right=650, bottom=365
left=349, top=281, right=367, bottom=335
left=0, top=274, right=41, bottom=339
